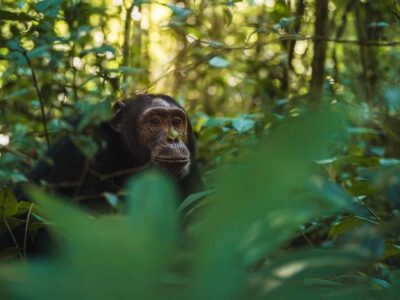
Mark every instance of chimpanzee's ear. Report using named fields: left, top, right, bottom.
left=110, top=101, right=126, bottom=132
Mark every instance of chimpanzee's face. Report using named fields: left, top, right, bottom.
left=137, top=98, right=191, bottom=178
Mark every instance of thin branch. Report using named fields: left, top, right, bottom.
left=1, top=145, right=32, bottom=167
left=140, top=34, right=400, bottom=92
left=288, top=0, right=305, bottom=69
left=2, top=218, right=24, bottom=261
left=73, top=191, right=126, bottom=203
left=394, top=0, right=400, bottom=19
left=356, top=196, right=382, bottom=224
left=122, top=0, right=135, bottom=82
left=46, top=164, right=150, bottom=189
left=72, top=193, right=106, bottom=202
left=64, top=74, right=98, bottom=89
left=73, top=159, right=90, bottom=196
left=310, top=0, right=329, bottom=97
left=23, top=203, right=34, bottom=259
left=317, top=37, right=400, bottom=46
left=22, top=51, right=50, bottom=148
left=301, top=230, right=315, bottom=248
left=89, top=164, right=149, bottom=181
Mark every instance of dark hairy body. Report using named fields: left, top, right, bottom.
left=19, top=94, right=203, bottom=210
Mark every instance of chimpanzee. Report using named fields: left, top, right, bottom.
left=19, top=93, right=203, bottom=210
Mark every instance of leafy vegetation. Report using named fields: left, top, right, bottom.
left=1, top=0, right=400, bottom=299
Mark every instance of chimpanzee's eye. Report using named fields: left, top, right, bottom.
left=172, top=118, right=182, bottom=127
left=149, top=118, right=161, bottom=126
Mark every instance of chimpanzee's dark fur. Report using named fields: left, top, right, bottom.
left=5, top=94, right=203, bottom=257
left=19, top=94, right=203, bottom=209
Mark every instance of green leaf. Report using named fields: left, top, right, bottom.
left=178, top=190, right=214, bottom=213
left=1, top=177, right=178, bottom=300
left=307, top=177, right=360, bottom=214
left=328, top=215, right=375, bottom=239
left=185, top=108, right=347, bottom=300
left=80, top=45, right=115, bottom=57
left=368, top=21, right=389, bottom=28
left=108, top=66, right=143, bottom=74
left=223, top=0, right=242, bottom=6
left=76, top=100, right=112, bottom=131
left=0, top=188, right=18, bottom=217
left=382, top=243, right=400, bottom=260
left=167, top=3, right=192, bottom=19
left=273, top=17, right=292, bottom=30
left=126, top=172, right=178, bottom=249
left=208, top=56, right=230, bottom=68
left=3, top=88, right=32, bottom=100
left=48, top=119, right=73, bottom=133
left=232, top=118, right=255, bottom=133
left=103, top=193, right=121, bottom=211
left=35, top=0, right=63, bottom=13
left=28, top=45, right=52, bottom=59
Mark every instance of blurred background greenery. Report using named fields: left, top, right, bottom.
left=1, top=0, right=400, bottom=299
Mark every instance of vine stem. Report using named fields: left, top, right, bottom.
left=23, top=203, right=35, bottom=259
left=2, top=218, right=25, bottom=261
left=23, top=51, right=50, bottom=148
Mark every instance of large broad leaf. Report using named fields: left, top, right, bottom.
left=178, top=190, right=214, bottom=213
left=183, top=108, right=351, bottom=300
left=0, top=188, right=18, bottom=218
left=0, top=173, right=178, bottom=300
left=241, top=248, right=377, bottom=300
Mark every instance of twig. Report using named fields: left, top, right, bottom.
left=23, top=203, right=34, bottom=259
left=394, top=0, right=400, bottom=19
left=64, top=75, right=98, bottom=89
left=46, top=164, right=150, bottom=189
left=73, top=159, right=90, bottom=196
left=355, top=196, right=382, bottom=224
left=1, top=145, right=32, bottom=167
left=89, top=164, right=149, bottom=181
left=122, top=0, right=135, bottom=81
left=22, top=51, right=50, bottom=148
left=72, top=193, right=106, bottom=202
left=140, top=34, right=400, bottom=92
left=2, top=218, right=24, bottom=261
left=301, top=230, right=315, bottom=248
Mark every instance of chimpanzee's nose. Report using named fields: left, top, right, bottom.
left=167, top=136, right=179, bottom=144
left=166, top=128, right=180, bottom=144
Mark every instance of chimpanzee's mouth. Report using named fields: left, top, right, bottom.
left=155, top=157, right=190, bottom=164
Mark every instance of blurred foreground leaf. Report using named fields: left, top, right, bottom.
left=0, top=173, right=178, bottom=300
left=184, top=108, right=353, bottom=300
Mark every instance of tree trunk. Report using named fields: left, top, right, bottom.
left=332, top=0, right=356, bottom=81
left=288, top=0, right=305, bottom=70
left=122, top=5, right=134, bottom=67
left=131, top=4, right=143, bottom=70
left=310, top=0, right=329, bottom=98
left=355, top=2, right=378, bottom=103
left=122, top=4, right=134, bottom=83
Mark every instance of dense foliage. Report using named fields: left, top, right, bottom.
left=1, top=0, right=400, bottom=299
